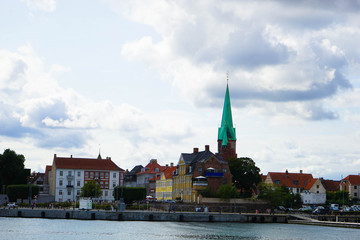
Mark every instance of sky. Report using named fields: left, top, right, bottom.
left=1, top=0, right=360, bottom=180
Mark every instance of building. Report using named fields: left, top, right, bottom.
left=217, top=83, right=237, bottom=162
left=124, top=165, right=143, bottom=187
left=321, top=179, right=340, bottom=192
left=265, top=170, right=314, bottom=194
left=49, top=154, right=124, bottom=202
left=172, top=145, right=232, bottom=203
left=136, top=159, right=165, bottom=198
left=301, top=178, right=326, bottom=205
left=340, top=175, right=360, bottom=199
left=155, top=165, right=177, bottom=201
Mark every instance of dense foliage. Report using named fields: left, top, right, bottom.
left=326, top=190, right=351, bottom=205
left=7, top=185, right=39, bottom=202
left=216, top=184, right=238, bottom=199
left=0, top=149, right=30, bottom=193
left=80, top=180, right=102, bottom=198
left=257, top=183, right=302, bottom=208
left=228, top=157, right=261, bottom=197
left=113, top=186, right=146, bottom=204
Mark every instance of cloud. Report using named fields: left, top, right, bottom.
left=21, top=0, right=56, bottom=12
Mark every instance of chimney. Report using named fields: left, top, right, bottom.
left=205, top=145, right=210, bottom=152
left=166, top=164, right=169, bottom=167
left=300, top=170, right=303, bottom=174
left=285, top=169, right=289, bottom=178
left=193, top=148, right=199, bottom=153
left=54, top=154, right=57, bottom=158
left=70, top=155, right=73, bottom=158
left=170, top=162, right=174, bottom=167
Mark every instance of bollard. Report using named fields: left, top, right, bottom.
left=65, top=212, right=70, bottom=219
left=179, top=214, right=184, bottom=222
left=118, top=214, right=123, bottom=221
left=91, top=213, right=96, bottom=220
left=41, top=211, right=46, bottom=218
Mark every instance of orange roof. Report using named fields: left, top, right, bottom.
left=54, top=156, right=123, bottom=171
left=304, top=178, right=318, bottom=190
left=344, top=175, right=360, bottom=185
left=268, top=171, right=313, bottom=188
left=163, top=166, right=177, bottom=179
left=137, top=160, right=166, bottom=175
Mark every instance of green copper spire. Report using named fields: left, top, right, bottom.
left=218, top=83, right=236, bottom=146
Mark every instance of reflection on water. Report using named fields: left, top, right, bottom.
left=0, top=217, right=359, bottom=240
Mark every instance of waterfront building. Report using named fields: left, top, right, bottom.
left=136, top=159, right=166, bottom=198
left=265, top=170, right=314, bottom=194
left=124, top=165, right=143, bottom=187
left=49, top=154, right=124, bottom=202
left=301, top=178, right=326, bottom=205
left=155, top=165, right=176, bottom=201
left=340, top=175, right=360, bottom=199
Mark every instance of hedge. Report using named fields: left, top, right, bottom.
left=7, top=185, right=39, bottom=202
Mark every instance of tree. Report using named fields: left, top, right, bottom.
left=81, top=180, right=102, bottom=198
left=326, top=190, right=350, bottom=206
left=7, top=185, right=39, bottom=202
left=216, top=184, right=237, bottom=200
left=0, top=149, right=29, bottom=193
left=257, top=183, right=302, bottom=208
left=228, top=157, right=261, bottom=197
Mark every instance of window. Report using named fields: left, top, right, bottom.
left=59, top=180, right=63, bottom=186
left=77, top=171, right=81, bottom=177
left=59, top=190, right=62, bottom=195
left=316, top=191, right=319, bottom=193
left=292, top=180, right=299, bottom=185
left=100, top=172, right=104, bottom=178
left=316, top=185, right=319, bottom=188
left=85, top=172, right=89, bottom=178
left=105, top=172, right=109, bottom=178
left=222, top=168, right=227, bottom=173
left=68, top=171, right=72, bottom=176
left=274, top=180, right=280, bottom=185
left=77, top=190, right=80, bottom=196
left=67, top=190, right=71, bottom=195
left=105, top=182, right=109, bottom=188
left=355, top=192, right=358, bottom=197
left=355, top=186, right=358, bottom=190
left=60, top=171, right=63, bottom=176
left=90, top=172, right=94, bottom=178
left=113, top=172, right=116, bottom=178
left=198, top=167, right=202, bottom=172
left=77, top=181, right=80, bottom=187
left=113, top=181, right=116, bottom=187
left=105, top=191, right=108, bottom=197
left=67, top=181, right=71, bottom=186
left=95, top=172, right=99, bottom=178
left=155, top=168, right=159, bottom=172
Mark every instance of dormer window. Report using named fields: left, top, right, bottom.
left=155, top=168, right=159, bottom=172
left=293, top=180, right=298, bottom=185
left=274, top=180, right=280, bottom=185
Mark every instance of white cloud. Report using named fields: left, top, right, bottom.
left=21, top=0, right=56, bottom=12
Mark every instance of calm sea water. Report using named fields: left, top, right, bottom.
left=0, top=217, right=359, bottom=240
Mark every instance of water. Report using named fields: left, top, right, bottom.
left=0, top=217, right=359, bottom=240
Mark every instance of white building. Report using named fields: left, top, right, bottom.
left=301, top=178, right=326, bottom=205
left=49, top=154, right=124, bottom=202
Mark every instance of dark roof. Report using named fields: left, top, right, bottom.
left=321, top=179, right=340, bottom=191
left=126, top=165, right=143, bottom=176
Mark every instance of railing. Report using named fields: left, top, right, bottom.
left=66, top=185, right=74, bottom=188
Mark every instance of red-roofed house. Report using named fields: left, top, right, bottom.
left=49, top=154, right=124, bottom=202
left=265, top=170, right=314, bottom=194
left=301, top=178, right=326, bottom=204
left=137, top=159, right=166, bottom=198
left=155, top=165, right=177, bottom=201
left=340, top=175, right=360, bottom=199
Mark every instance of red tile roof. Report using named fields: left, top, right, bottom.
left=344, top=175, right=360, bottom=185
left=261, top=174, right=267, bottom=182
left=164, top=166, right=177, bottom=179
left=304, top=178, right=318, bottom=190
left=54, top=156, right=123, bottom=171
left=268, top=171, right=313, bottom=188
left=45, top=165, right=52, bottom=176
left=137, top=160, right=166, bottom=175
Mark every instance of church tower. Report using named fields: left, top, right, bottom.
left=217, top=81, right=237, bottom=161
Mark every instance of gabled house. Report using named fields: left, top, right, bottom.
left=340, top=175, right=360, bottom=199
left=124, top=165, right=143, bottom=187
left=301, top=178, right=326, bottom=204
left=265, top=170, right=314, bottom=194
left=155, top=165, right=177, bottom=201
left=172, top=145, right=232, bottom=203
left=136, top=159, right=166, bottom=198
left=321, top=179, right=340, bottom=192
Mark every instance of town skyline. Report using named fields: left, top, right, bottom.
left=1, top=1, right=360, bottom=180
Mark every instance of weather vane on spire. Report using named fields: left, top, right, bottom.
left=227, top=72, right=229, bottom=84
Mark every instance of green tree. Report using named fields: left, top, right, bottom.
left=326, top=190, right=350, bottom=206
left=7, top=185, right=39, bottom=202
left=81, top=180, right=102, bottom=198
left=228, top=157, right=261, bottom=197
left=258, top=183, right=301, bottom=208
left=216, top=184, right=237, bottom=200
left=0, top=149, right=29, bottom=193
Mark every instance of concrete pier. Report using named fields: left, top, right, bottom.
left=0, top=208, right=290, bottom=223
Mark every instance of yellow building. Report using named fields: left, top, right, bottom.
left=155, top=166, right=177, bottom=201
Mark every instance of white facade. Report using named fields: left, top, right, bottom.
left=54, top=168, right=123, bottom=202
left=301, top=192, right=326, bottom=205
